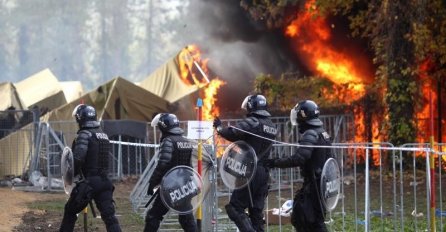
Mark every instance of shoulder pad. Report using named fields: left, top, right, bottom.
left=302, top=129, right=318, bottom=140
left=161, top=137, right=174, bottom=146
left=78, top=130, right=92, bottom=138
left=240, top=117, right=260, bottom=129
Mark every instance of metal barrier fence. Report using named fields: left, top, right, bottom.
left=0, top=114, right=351, bottom=180
left=0, top=110, right=37, bottom=178
left=3, top=111, right=445, bottom=231
left=126, top=141, right=446, bottom=232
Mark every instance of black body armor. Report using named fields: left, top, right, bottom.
left=144, top=133, right=197, bottom=232
left=218, top=114, right=277, bottom=162
left=61, top=124, right=121, bottom=232
left=73, top=127, right=111, bottom=177
left=149, top=134, right=194, bottom=187
left=272, top=125, right=332, bottom=232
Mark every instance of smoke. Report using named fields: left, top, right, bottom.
left=173, top=0, right=299, bottom=113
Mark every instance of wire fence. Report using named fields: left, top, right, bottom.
left=11, top=112, right=446, bottom=231
left=0, top=114, right=353, bottom=180
left=125, top=141, right=446, bottom=232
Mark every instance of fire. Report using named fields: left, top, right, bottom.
left=178, top=45, right=226, bottom=120
left=285, top=0, right=369, bottom=103
left=285, top=0, right=381, bottom=164
left=203, top=79, right=226, bottom=120
left=416, top=59, right=446, bottom=165
left=284, top=1, right=445, bottom=166
left=179, top=45, right=206, bottom=86
left=416, top=58, right=437, bottom=143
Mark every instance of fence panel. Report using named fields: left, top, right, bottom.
left=126, top=141, right=444, bottom=231
left=0, top=110, right=36, bottom=178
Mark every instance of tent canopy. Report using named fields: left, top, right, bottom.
left=139, top=47, right=201, bottom=103
left=43, top=77, right=170, bottom=123
left=15, top=69, right=67, bottom=111
left=60, top=81, right=84, bottom=104
left=0, top=82, right=24, bottom=110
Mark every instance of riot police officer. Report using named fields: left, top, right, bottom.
left=144, top=113, right=198, bottom=232
left=59, top=104, right=121, bottom=232
left=266, top=100, right=332, bottom=232
left=213, top=94, right=277, bottom=232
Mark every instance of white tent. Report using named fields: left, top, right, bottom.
left=60, top=81, right=84, bottom=103
left=0, top=82, right=24, bottom=110
left=15, top=68, right=66, bottom=111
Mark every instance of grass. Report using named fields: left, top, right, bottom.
left=28, top=198, right=66, bottom=211
left=17, top=170, right=446, bottom=231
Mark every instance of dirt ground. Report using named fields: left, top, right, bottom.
left=0, top=187, right=59, bottom=232
left=1, top=177, right=142, bottom=232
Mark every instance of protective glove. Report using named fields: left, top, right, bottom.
left=213, top=117, right=222, bottom=129
left=147, top=183, right=154, bottom=196
left=264, top=158, right=276, bottom=168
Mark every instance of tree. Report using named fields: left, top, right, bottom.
left=243, top=0, right=446, bottom=146
left=317, top=0, right=446, bottom=145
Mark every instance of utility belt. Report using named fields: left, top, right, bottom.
left=256, top=160, right=269, bottom=168
left=84, top=169, right=107, bottom=178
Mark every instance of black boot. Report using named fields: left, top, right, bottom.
left=59, top=213, right=77, bottom=232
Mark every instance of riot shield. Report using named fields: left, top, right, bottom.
left=159, top=166, right=203, bottom=215
left=219, top=141, right=257, bottom=190
left=320, top=157, right=341, bottom=212
left=61, top=147, right=75, bottom=194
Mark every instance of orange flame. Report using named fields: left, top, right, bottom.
left=178, top=44, right=226, bottom=120
left=203, top=79, right=226, bottom=120
left=285, top=0, right=383, bottom=164
left=416, top=58, right=438, bottom=143
left=285, top=0, right=370, bottom=103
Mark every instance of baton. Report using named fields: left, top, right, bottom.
left=89, top=201, right=97, bottom=218
left=145, top=188, right=160, bottom=208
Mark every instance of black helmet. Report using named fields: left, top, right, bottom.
left=151, top=113, right=183, bottom=134
left=241, top=94, right=271, bottom=117
left=72, top=104, right=100, bottom=128
left=290, top=100, right=323, bottom=126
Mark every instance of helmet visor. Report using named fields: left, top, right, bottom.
left=240, top=95, right=251, bottom=110
left=72, top=104, right=83, bottom=119
left=151, top=113, right=162, bottom=127
left=290, top=107, right=298, bottom=126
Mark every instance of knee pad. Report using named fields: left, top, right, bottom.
left=225, top=204, right=255, bottom=232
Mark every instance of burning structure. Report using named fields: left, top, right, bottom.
left=180, top=0, right=445, bottom=165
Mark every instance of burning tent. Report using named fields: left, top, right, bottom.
left=139, top=46, right=202, bottom=104
left=139, top=46, right=203, bottom=120
left=139, top=45, right=225, bottom=120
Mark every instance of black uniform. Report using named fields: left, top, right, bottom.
left=144, top=134, right=198, bottom=232
left=217, top=114, right=277, bottom=232
left=59, top=122, right=121, bottom=232
left=270, top=123, right=332, bottom=232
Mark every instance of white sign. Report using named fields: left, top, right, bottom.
left=187, top=121, right=213, bottom=140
